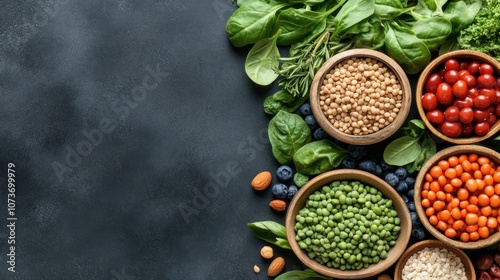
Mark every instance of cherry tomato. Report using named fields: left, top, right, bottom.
left=479, top=271, right=493, bottom=280
left=441, top=121, right=462, bottom=137
left=444, top=106, right=460, bottom=122
left=497, top=90, right=500, bottom=103
left=478, top=74, right=497, bottom=88
left=425, top=73, right=442, bottom=93
left=469, top=87, right=480, bottom=99
left=462, top=74, right=476, bottom=88
left=427, top=109, right=445, bottom=124
left=459, top=107, right=474, bottom=123
left=474, top=95, right=491, bottom=110
left=481, top=88, right=497, bottom=103
left=452, top=80, right=468, bottom=98
left=454, top=97, right=473, bottom=109
left=445, top=59, right=460, bottom=71
left=469, top=61, right=481, bottom=75
left=475, top=122, right=491, bottom=136
left=444, top=70, right=460, bottom=84
left=462, top=123, right=474, bottom=136
left=496, top=104, right=500, bottom=117
left=487, top=114, right=498, bottom=126
left=458, top=69, right=470, bottom=79
left=480, top=63, right=495, bottom=75
left=422, top=93, right=438, bottom=111
left=436, top=82, right=454, bottom=105
left=459, top=61, right=469, bottom=71
left=497, top=77, right=500, bottom=89
left=475, top=109, right=491, bottom=122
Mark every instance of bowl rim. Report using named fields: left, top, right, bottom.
left=414, top=145, right=500, bottom=249
left=393, top=239, right=476, bottom=280
left=285, top=169, right=411, bottom=279
left=309, top=48, right=412, bottom=145
left=415, top=49, right=500, bottom=144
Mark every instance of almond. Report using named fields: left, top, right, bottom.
left=269, top=200, right=286, bottom=212
left=251, top=171, right=272, bottom=191
left=267, top=257, right=285, bottom=277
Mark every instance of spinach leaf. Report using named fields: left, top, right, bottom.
left=245, top=30, right=281, bottom=85
left=408, top=119, right=426, bottom=138
left=383, top=136, right=422, bottom=166
left=268, top=111, right=312, bottom=164
left=275, top=269, right=331, bottom=280
left=406, top=133, right=436, bottom=173
left=411, top=17, right=452, bottom=51
left=271, top=0, right=325, bottom=5
left=276, top=9, right=328, bottom=45
left=352, top=17, right=385, bottom=49
left=439, top=36, right=460, bottom=56
left=384, top=21, right=430, bottom=74
left=263, top=90, right=308, bottom=115
left=443, top=0, right=482, bottom=33
left=226, top=1, right=289, bottom=47
left=412, top=0, right=446, bottom=17
left=237, top=0, right=262, bottom=6
left=293, top=140, right=348, bottom=175
left=375, top=0, right=412, bottom=20
left=247, top=221, right=291, bottom=249
left=333, top=0, right=375, bottom=37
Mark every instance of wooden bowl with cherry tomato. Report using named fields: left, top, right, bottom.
left=414, top=145, right=500, bottom=250
left=416, top=50, right=500, bottom=144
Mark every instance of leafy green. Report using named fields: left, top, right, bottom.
left=268, top=111, right=312, bottom=164
left=383, top=136, right=422, bottom=166
left=275, top=269, right=331, bottom=280
left=412, top=17, right=452, bottom=51
left=263, top=90, right=308, bottom=114
left=245, top=30, right=281, bottom=85
left=439, top=36, right=460, bottom=56
left=293, top=172, right=309, bottom=187
left=375, top=0, right=412, bottom=20
left=443, top=0, right=482, bottom=33
left=352, top=17, right=385, bottom=49
left=276, top=9, right=328, bottom=45
left=333, top=0, right=375, bottom=36
left=406, top=133, right=437, bottom=173
left=247, top=221, right=291, bottom=249
left=293, top=140, right=348, bottom=175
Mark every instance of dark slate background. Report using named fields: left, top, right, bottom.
left=0, top=0, right=422, bottom=279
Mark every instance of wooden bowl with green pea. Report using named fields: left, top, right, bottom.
left=285, top=169, right=411, bottom=279
left=309, top=49, right=412, bottom=145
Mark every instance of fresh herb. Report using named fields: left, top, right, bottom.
left=263, top=90, right=309, bottom=115
left=268, top=111, right=312, bottom=164
left=245, top=29, right=282, bottom=86
left=275, top=269, right=331, bottom=279
left=293, top=139, right=348, bottom=175
left=247, top=221, right=291, bottom=249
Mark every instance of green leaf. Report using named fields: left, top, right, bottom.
left=406, top=133, right=437, bottom=173
left=245, top=30, right=281, bottom=85
left=439, top=36, right=460, bottom=56
left=443, top=0, right=482, bottom=33
left=275, top=269, right=331, bottom=280
left=352, top=17, right=385, bottom=49
left=276, top=9, right=328, bottom=45
left=375, top=0, right=412, bottom=20
left=383, top=136, right=422, bottom=166
left=333, top=0, right=375, bottom=36
left=268, top=111, right=312, bottom=164
left=263, top=90, right=308, bottom=115
left=411, top=17, right=452, bottom=51
left=247, top=221, right=291, bottom=249
left=408, top=119, right=426, bottom=138
left=271, top=0, right=326, bottom=5
left=293, top=140, right=348, bottom=175
left=237, top=0, right=262, bottom=6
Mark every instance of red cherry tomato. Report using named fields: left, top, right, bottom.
left=459, top=61, right=469, bottom=71
left=496, top=104, right=500, bottom=116
left=452, top=80, right=468, bottom=98
left=487, top=114, right=497, bottom=125
left=478, top=74, right=497, bottom=88
left=425, top=73, right=442, bottom=93
left=481, top=88, right=497, bottom=104
left=461, top=74, right=476, bottom=88
left=480, top=63, right=495, bottom=75
left=458, top=69, right=470, bottom=79
left=469, top=88, right=480, bottom=99
left=462, top=123, right=474, bottom=136
left=421, top=93, right=438, bottom=111
left=475, top=121, right=491, bottom=136
left=426, top=109, right=445, bottom=124
left=479, top=271, right=493, bottom=280
left=497, top=77, right=500, bottom=89
left=445, top=59, right=460, bottom=71
left=474, top=109, right=491, bottom=122
left=474, top=95, right=491, bottom=110
left=444, top=70, right=460, bottom=84
left=454, top=97, right=474, bottom=109
left=459, top=107, right=474, bottom=123
left=468, top=61, right=481, bottom=75
left=436, top=82, right=454, bottom=105
left=441, top=121, right=462, bottom=137
left=444, top=106, right=460, bottom=122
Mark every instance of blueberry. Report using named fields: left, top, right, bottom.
left=348, top=145, right=367, bottom=160
left=304, top=115, right=317, bottom=129
left=394, top=167, right=408, bottom=180
left=410, top=211, right=421, bottom=227
left=299, top=103, right=312, bottom=116
left=276, top=165, right=293, bottom=182
left=406, top=189, right=414, bottom=201
left=412, top=226, right=426, bottom=240
left=396, top=181, right=408, bottom=194
left=407, top=201, right=416, bottom=212
left=401, top=194, right=409, bottom=204
left=341, top=157, right=357, bottom=169
left=272, top=183, right=288, bottom=199
left=287, top=185, right=298, bottom=199
left=384, top=172, right=399, bottom=188
left=359, top=160, right=376, bottom=173
left=313, top=128, right=327, bottom=140
left=374, top=165, right=384, bottom=177
left=405, top=176, right=416, bottom=188
left=379, top=160, right=394, bottom=172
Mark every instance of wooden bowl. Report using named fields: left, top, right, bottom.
left=414, top=145, right=500, bottom=249
left=393, top=240, right=475, bottom=280
left=310, top=49, right=411, bottom=145
left=416, top=50, right=500, bottom=144
left=285, top=169, right=411, bottom=279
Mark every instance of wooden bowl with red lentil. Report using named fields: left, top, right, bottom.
left=414, top=145, right=500, bottom=250
left=310, top=49, right=411, bottom=145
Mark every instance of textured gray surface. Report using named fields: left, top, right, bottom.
left=0, top=0, right=304, bottom=279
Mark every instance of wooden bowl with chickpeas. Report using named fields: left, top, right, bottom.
left=310, top=49, right=412, bottom=145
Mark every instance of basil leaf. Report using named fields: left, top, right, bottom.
left=245, top=30, right=281, bottom=85
left=384, top=21, right=430, bottom=74
left=411, top=17, right=452, bottom=51
left=333, top=0, right=375, bottom=37
left=406, top=133, right=437, bottom=173
left=247, top=221, right=291, bottom=249
left=226, top=1, right=289, bottom=47
left=275, top=269, right=331, bottom=280
left=383, top=136, right=422, bottom=166
left=263, top=90, right=308, bottom=115
left=268, top=111, right=312, bottom=164
left=276, top=9, right=328, bottom=45
left=443, top=0, right=482, bottom=33
left=293, top=140, right=348, bottom=175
